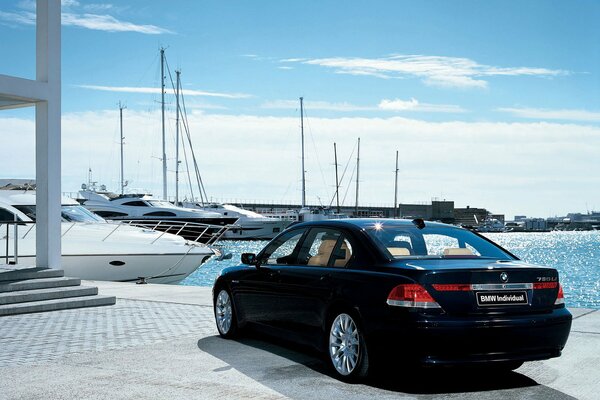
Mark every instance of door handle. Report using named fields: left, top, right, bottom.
left=320, top=274, right=331, bottom=282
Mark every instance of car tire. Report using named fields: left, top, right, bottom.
left=214, top=288, right=238, bottom=338
left=327, top=312, right=370, bottom=381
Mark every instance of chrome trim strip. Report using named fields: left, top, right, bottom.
left=386, top=299, right=441, bottom=309
left=471, top=283, right=533, bottom=290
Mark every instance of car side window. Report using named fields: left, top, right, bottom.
left=263, top=230, right=305, bottom=265
left=302, top=229, right=353, bottom=268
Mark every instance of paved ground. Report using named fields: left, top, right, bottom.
left=0, top=281, right=598, bottom=400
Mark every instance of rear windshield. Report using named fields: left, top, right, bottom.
left=365, top=222, right=513, bottom=260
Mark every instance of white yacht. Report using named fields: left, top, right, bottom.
left=475, top=217, right=506, bottom=233
left=181, top=202, right=291, bottom=240
left=78, top=190, right=238, bottom=243
left=0, top=190, right=217, bottom=284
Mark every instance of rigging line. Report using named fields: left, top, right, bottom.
left=302, top=107, right=329, bottom=194
left=173, top=84, right=196, bottom=202
left=164, top=58, right=206, bottom=203
left=341, top=160, right=357, bottom=206
left=178, top=119, right=196, bottom=202
left=180, top=89, right=209, bottom=203
left=179, top=91, right=203, bottom=201
left=135, top=51, right=160, bottom=90
left=330, top=141, right=357, bottom=206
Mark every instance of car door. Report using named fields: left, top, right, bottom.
left=275, top=228, right=355, bottom=339
left=234, top=228, right=307, bottom=326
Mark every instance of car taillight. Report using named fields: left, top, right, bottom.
left=533, top=282, right=558, bottom=289
left=387, top=284, right=441, bottom=309
left=555, top=284, right=565, bottom=306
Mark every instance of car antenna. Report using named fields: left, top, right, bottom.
left=412, top=218, right=426, bottom=230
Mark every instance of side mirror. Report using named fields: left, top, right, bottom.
left=241, top=253, right=258, bottom=266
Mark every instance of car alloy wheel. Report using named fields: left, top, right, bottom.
left=215, top=289, right=235, bottom=337
left=328, top=312, right=368, bottom=379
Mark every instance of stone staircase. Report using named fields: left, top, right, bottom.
left=0, top=267, right=116, bottom=316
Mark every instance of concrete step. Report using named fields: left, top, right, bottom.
left=0, top=268, right=64, bottom=283
left=0, top=295, right=116, bottom=316
left=0, top=277, right=81, bottom=293
left=0, top=285, right=98, bottom=305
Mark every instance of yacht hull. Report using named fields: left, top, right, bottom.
left=223, top=219, right=290, bottom=240
left=8, top=252, right=212, bottom=284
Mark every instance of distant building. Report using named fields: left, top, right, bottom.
left=454, top=206, right=488, bottom=226
left=514, top=215, right=527, bottom=221
left=523, top=218, right=548, bottom=231
left=398, top=200, right=454, bottom=223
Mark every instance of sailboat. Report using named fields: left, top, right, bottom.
left=79, top=50, right=238, bottom=242
left=294, top=97, right=347, bottom=222
left=165, top=62, right=289, bottom=239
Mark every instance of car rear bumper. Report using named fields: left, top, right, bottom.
left=366, top=307, right=572, bottom=365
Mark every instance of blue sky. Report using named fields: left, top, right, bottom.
left=1, top=0, right=599, bottom=218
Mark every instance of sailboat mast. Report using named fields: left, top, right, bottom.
left=355, top=137, right=360, bottom=215
left=334, top=142, right=340, bottom=213
left=160, top=48, right=167, bottom=200
left=175, top=70, right=181, bottom=205
left=119, top=101, right=126, bottom=195
left=394, top=150, right=399, bottom=218
left=300, top=97, right=306, bottom=208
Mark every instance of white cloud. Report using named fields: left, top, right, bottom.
left=77, top=84, right=251, bottom=99
left=286, top=55, right=567, bottom=89
left=497, top=107, right=600, bottom=122
left=3, top=110, right=599, bottom=217
left=378, top=98, right=466, bottom=113
left=262, top=100, right=374, bottom=112
left=0, top=2, right=172, bottom=35
left=262, top=98, right=465, bottom=113
left=0, top=10, right=35, bottom=26
left=61, top=0, right=80, bottom=7
left=62, top=13, right=172, bottom=34
left=280, top=58, right=308, bottom=63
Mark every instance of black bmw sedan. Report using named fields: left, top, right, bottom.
left=213, top=219, right=572, bottom=380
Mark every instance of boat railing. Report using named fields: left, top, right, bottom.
left=103, top=219, right=236, bottom=246
left=1, top=219, right=236, bottom=265
left=1, top=220, right=35, bottom=265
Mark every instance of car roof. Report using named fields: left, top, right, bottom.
left=289, top=218, right=455, bottom=230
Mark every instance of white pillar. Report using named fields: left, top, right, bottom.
left=35, top=0, right=61, bottom=269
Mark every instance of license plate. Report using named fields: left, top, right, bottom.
left=476, top=291, right=528, bottom=306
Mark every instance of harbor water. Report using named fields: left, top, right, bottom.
left=180, top=231, right=600, bottom=309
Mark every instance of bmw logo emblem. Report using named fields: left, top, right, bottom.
left=500, top=272, right=509, bottom=282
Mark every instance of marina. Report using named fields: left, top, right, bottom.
left=1, top=1, right=599, bottom=399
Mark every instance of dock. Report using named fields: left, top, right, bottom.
left=1, top=281, right=598, bottom=400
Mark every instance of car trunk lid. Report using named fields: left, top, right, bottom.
left=412, top=259, right=560, bottom=315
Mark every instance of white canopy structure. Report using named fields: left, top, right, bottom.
left=0, top=0, right=61, bottom=269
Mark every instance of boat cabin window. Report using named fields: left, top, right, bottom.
left=143, top=211, right=176, bottom=217
left=95, top=211, right=129, bottom=218
left=61, top=205, right=106, bottom=223
left=0, top=208, right=20, bottom=222
left=122, top=201, right=148, bottom=207
left=12, top=205, right=36, bottom=220
left=13, top=204, right=106, bottom=223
